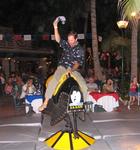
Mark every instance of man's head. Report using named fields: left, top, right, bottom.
left=106, top=78, right=113, bottom=85
left=67, top=31, right=78, bottom=47
left=27, top=78, right=33, bottom=86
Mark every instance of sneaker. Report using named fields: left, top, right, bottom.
left=128, top=105, right=130, bottom=110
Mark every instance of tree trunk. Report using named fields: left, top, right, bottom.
left=131, top=20, right=138, bottom=79
left=83, top=0, right=90, bottom=49
left=83, top=13, right=89, bottom=49
left=91, top=0, right=103, bottom=80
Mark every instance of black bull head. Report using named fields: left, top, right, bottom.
left=43, top=76, right=85, bottom=126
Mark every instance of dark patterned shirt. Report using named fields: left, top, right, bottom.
left=58, top=40, right=85, bottom=69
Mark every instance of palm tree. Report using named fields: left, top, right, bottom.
left=118, top=0, right=140, bottom=79
left=91, top=0, right=103, bottom=80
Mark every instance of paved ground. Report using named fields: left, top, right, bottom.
left=0, top=95, right=140, bottom=150
left=0, top=95, right=25, bottom=118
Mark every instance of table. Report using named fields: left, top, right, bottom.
left=25, top=95, right=43, bottom=114
left=87, top=92, right=119, bottom=112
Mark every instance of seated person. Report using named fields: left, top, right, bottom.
left=102, top=78, right=114, bottom=93
left=102, top=78, right=125, bottom=107
left=4, top=77, right=13, bottom=95
left=20, top=78, right=36, bottom=99
left=86, top=77, right=98, bottom=92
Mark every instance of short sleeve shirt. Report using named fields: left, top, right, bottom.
left=58, top=39, right=85, bottom=69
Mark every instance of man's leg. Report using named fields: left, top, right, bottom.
left=72, top=71, right=88, bottom=101
left=39, top=66, right=67, bottom=111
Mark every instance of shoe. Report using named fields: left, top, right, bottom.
left=38, top=105, right=46, bottom=111
left=128, top=105, right=130, bottom=110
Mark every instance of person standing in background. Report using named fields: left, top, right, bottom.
left=128, top=76, right=138, bottom=110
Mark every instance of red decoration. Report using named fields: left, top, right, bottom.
left=42, top=34, right=49, bottom=40
left=13, top=35, right=22, bottom=41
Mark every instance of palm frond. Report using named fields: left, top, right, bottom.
left=118, top=0, right=129, bottom=19
left=118, top=0, right=140, bottom=20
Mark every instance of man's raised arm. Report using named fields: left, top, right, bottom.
left=53, top=17, right=61, bottom=43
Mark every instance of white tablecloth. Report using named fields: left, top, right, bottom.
left=25, top=95, right=43, bottom=114
left=87, top=94, right=119, bottom=112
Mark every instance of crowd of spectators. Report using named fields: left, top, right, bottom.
left=0, top=47, right=139, bottom=111
left=0, top=71, right=44, bottom=106
left=85, top=48, right=140, bottom=110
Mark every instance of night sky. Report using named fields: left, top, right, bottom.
left=0, top=0, right=118, bottom=36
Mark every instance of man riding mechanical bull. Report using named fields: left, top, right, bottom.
left=39, top=16, right=88, bottom=113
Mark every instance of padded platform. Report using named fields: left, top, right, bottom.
left=1, top=112, right=140, bottom=149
